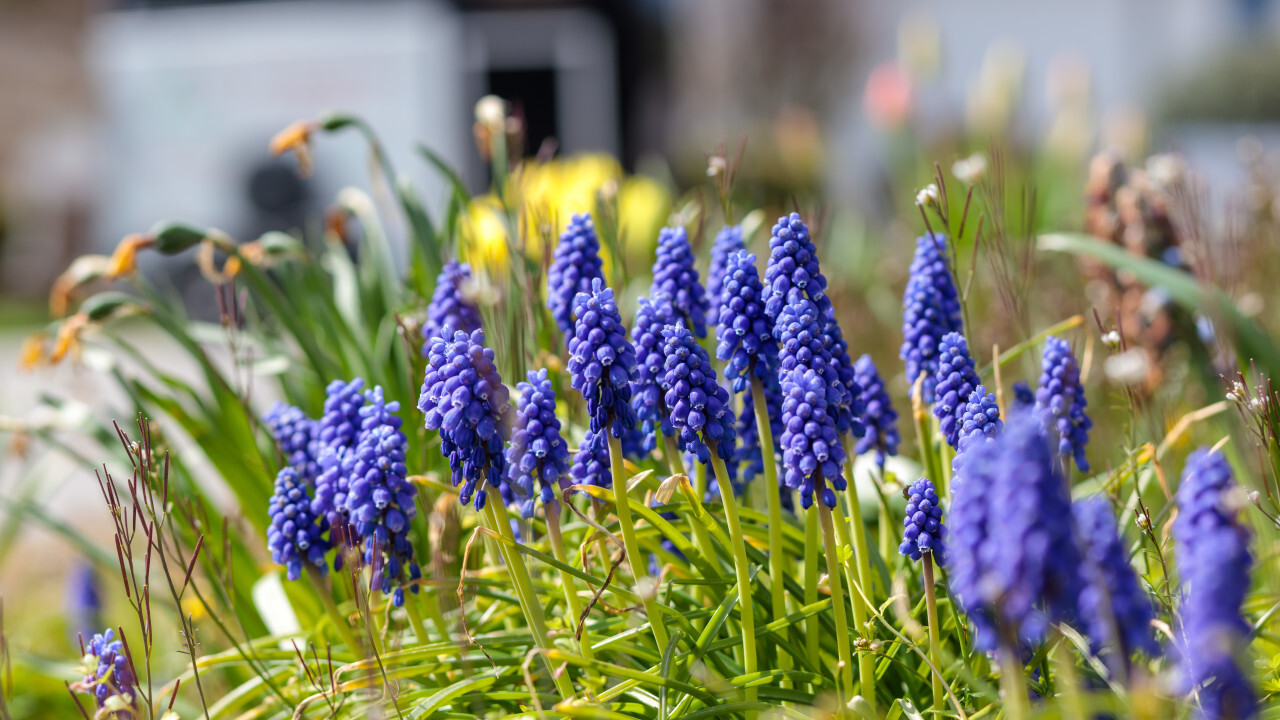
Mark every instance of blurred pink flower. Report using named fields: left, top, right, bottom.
left=864, top=62, right=914, bottom=129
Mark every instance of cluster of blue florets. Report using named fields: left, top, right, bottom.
left=899, top=477, right=946, bottom=563
left=853, top=355, right=900, bottom=468
left=716, top=250, right=778, bottom=392
left=706, top=225, right=745, bottom=328
left=571, top=429, right=612, bottom=488
left=1035, top=336, right=1093, bottom=473
left=900, top=234, right=963, bottom=402
left=546, top=213, right=604, bottom=334
left=651, top=226, right=710, bottom=338
left=423, top=260, right=482, bottom=350
left=267, top=466, right=330, bottom=581
left=507, top=369, right=573, bottom=518
left=419, top=327, right=511, bottom=510
left=661, top=323, right=736, bottom=465
left=933, top=332, right=980, bottom=448
left=264, top=402, right=318, bottom=479
left=76, top=629, right=138, bottom=717
left=568, top=279, right=639, bottom=439
left=1073, top=497, right=1156, bottom=659
left=631, top=293, right=678, bottom=450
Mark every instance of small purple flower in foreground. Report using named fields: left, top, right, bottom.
left=947, top=414, right=1082, bottom=650
left=900, top=477, right=946, bottom=563
left=507, top=369, right=573, bottom=518
left=1174, top=449, right=1256, bottom=720
left=312, top=378, right=367, bottom=529
left=263, top=402, right=318, bottom=479
left=568, top=278, right=639, bottom=439
left=651, top=226, right=710, bottom=337
left=775, top=289, right=847, bottom=509
left=571, top=429, right=612, bottom=488
left=74, top=628, right=138, bottom=717
left=957, top=384, right=1002, bottom=454
left=853, top=355, right=900, bottom=469
left=661, top=323, right=736, bottom=465
left=1073, top=497, right=1156, bottom=660
left=900, top=234, right=963, bottom=402
left=1035, top=336, right=1093, bottom=473
left=547, top=213, right=605, bottom=334
left=706, top=225, right=745, bottom=328
left=422, top=260, right=482, bottom=352
left=632, top=292, right=678, bottom=450
left=933, top=332, right=980, bottom=449
left=268, top=466, right=330, bottom=581
left=716, top=250, right=778, bottom=393
left=419, top=327, right=511, bottom=510
left=763, top=212, right=832, bottom=322
left=346, top=386, right=420, bottom=606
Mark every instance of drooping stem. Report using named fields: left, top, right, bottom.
left=482, top=484, right=576, bottom=700
left=922, top=555, right=944, bottom=714
left=751, top=376, right=791, bottom=677
left=547, top=507, right=595, bottom=659
left=606, top=432, right=673, bottom=651
left=307, top=565, right=359, bottom=652
left=708, top=443, right=758, bottom=710
left=818, top=495, right=856, bottom=705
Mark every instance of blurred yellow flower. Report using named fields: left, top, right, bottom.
left=19, top=334, right=47, bottom=371
left=269, top=120, right=317, bottom=177
left=181, top=593, right=209, bottom=622
left=106, top=234, right=155, bottom=279
left=50, top=314, right=89, bottom=365
left=461, top=195, right=511, bottom=276
left=515, top=154, right=622, bottom=256
left=617, top=174, right=671, bottom=255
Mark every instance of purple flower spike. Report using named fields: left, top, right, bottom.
left=900, top=234, right=963, bottom=402
left=74, top=628, right=139, bottom=717
left=899, top=477, right=946, bottom=563
left=346, top=386, right=420, bottom=606
left=1073, top=497, right=1157, bottom=660
left=264, top=402, right=319, bottom=479
left=419, top=327, right=511, bottom=511
left=660, top=322, right=736, bottom=465
left=1174, top=449, right=1257, bottom=720
left=763, top=212, right=832, bottom=323
left=547, top=213, right=605, bottom=334
left=568, top=278, right=639, bottom=439
left=1035, top=336, right=1093, bottom=473
left=632, top=292, right=679, bottom=450
left=716, top=250, right=778, bottom=394
left=775, top=289, right=848, bottom=509
left=268, top=466, right=331, bottom=581
left=933, top=332, right=980, bottom=449
left=507, top=369, right=573, bottom=518
left=650, top=226, right=710, bottom=338
left=957, top=384, right=1003, bottom=454
left=571, top=429, right=612, bottom=488
left=853, top=355, right=900, bottom=468
left=706, top=225, right=746, bottom=328
left=423, top=260, right=482, bottom=352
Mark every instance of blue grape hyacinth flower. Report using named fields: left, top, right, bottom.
left=263, top=402, right=318, bottom=479
left=900, top=477, right=946, bottom=563
left=75, top=628, right=138, bottom=717
left=268, top=466, right=331, bottom=581
left=346, top=386, right=420, bottom=606
left=547, top=213, right=605, bottom=334
left=716, top=250, right=778, bottom=394
left=1174, top=449, right=1257, bottom=720
left=422, top=260, right=482, bottom=352
left=311, top=378, right=367, bottom=531
left=632, top=292, right=679, bottom=451
left=947, top=413, right=1082, bottom=650
left=933, top=332, right=980, bottom=449
left=775, top=289, right=848, bottom=509
left=1073, top=497, right=1157, bottom=660
left=900, top=234, right=963, bottom=402
left=956, top=384, right=1002, bottom=454
left=763, top=212, right=833, bottom=323
left=571, top=429, right=612, bottom=488
left=660, top=322, right=736, bottom=465
left=1035, top=336, right=1093, bottom=473
left=568, top=278, right=639, bottom=439
left=507, top=368, right=573, bottom=518
left=706, top=225, right=745, bottom=328
left=824, top=310, right=865, bottom=438
left=650, top=226, right=710, bottom=338
left=853, top=355, right=900, bottom=469
left=419, top=327, right=511, bottom=510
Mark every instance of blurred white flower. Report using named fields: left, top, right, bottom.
left=1104, top=349, right=1148, bottom=385
left=1101, top=330, right=1121, bottom=350
left=915, top=183, right=939, bottom=207
left=474, top=95, right=506, bottom=129
left=952, top=153, right=988, bottom=184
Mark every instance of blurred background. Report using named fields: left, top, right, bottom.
left=4, top=0, right=1280, bottom=695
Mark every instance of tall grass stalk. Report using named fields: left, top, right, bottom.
left=751, top=376, right=791, bottom=676
left=708, top=445, right=758, bottom=711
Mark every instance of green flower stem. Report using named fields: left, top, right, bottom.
left=817, top=498, right=855, bottom=705
left=663, top=433, right=687, bottom=476
left=751, top=376, right=792, bottom=677
left=832, top=504, right=875, bottom=713
left=483, top=484, right=576, bottom=701
left=997, top=635, right=1029, bottom=720
left=694, top=463, right=708, bottom=507
left=404, top=598, right=430, bottom=645
left=663, top=432, right=718, bottom=574
left=606, top=432, right=673, bottom=651
left=708, top=444, right=758, bottom=711
left=804, top=508, right=821, bottom=678
left=1051, top=628, right=1087, bottom=720
left=307, top=565, right=360, bottom=652
left=840, top=436, right=876, bottom=607
left=547, top=507, right=596, bottom=660
left=922, top=554, right=944, bottom=714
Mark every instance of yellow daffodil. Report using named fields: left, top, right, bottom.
left=270, top=120, right=317, bottom=176
left=18, top=334, right=47, bottom=371
left=461, top=196, right=512, bottom=276
left=106, top=234, right=155, bottom=279
left=50, top=313, right=89, bottom=365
